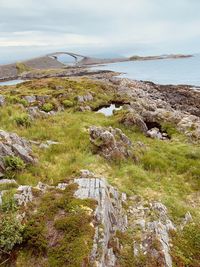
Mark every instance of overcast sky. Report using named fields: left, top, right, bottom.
left=0, top=0, right=200, bottom=62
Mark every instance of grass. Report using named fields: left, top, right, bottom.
left=16, top=62, right=32, bottom=74
left=0, top=77, right=199, bottom=265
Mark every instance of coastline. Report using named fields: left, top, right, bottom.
left=0, top=53, right=199, bottom=266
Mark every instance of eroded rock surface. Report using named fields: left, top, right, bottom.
left=112, top=78, right=200, bottom=141
left=129, top=201, right=175, bottom=267
left=14, top=185, right=33, bottom=206
left=89, top=126, right=133, bottom=161
left=0, top=170, right=193, bottom=267
left=0, top=130, right=36, bottom=176
left=74, top=172, right=127, bottom=267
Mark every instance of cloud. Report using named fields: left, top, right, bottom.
left=0, top=0, right=200, bottom=55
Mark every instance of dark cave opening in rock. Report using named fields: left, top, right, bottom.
left=145, top=120, right=171, bottom=139
left=145, top=121, right=162, bottom=131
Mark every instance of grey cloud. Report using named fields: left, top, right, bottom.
left=0, top=0, right=200, bottom=58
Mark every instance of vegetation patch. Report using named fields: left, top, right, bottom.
left=41, top=102, right=54, bottom=112
left=14, top=114, right=32, bottom=127
left=17, top=184, right=96, bottom=267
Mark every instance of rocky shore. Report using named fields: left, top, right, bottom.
left=0, top=55, right=199, bottom=267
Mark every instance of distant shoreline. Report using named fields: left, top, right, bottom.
left=129, top=54, right=193, bottom=61
left=0, top=52, right=193, bottom=81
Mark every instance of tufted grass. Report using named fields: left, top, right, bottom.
left=0, top=77, right=199, bottom=265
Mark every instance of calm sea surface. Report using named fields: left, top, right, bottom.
left=93, top=55, right=200, bottom=87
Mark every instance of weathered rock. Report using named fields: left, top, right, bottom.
left=23, top=95, right=36, bottom=103
left=130, top=201, right=175, bottom=267
left=119, top=111, right=148, bottom=133
left=77, top=93, right=93, bottom=103
left=14, top=185, right=33, bottom=206
left=0, top=179, right=17, bottom=184
left=112, top=77, right=200, bottom=140
left=0, top=130, right=36, bottom=175
left=35, top=181, right=51, bottom=192
left=77, top=95, right=84, bottom=103
left=27, top=106, right=50, bottom=119
left=80, top=169, right=95, bottom=178
left=147, top=127, right=168, bottom=140
left=89, top=126, right=133, bottom=161
left=79, top=105, right=91, bottom=112
left=0, top=95, right=5, bottom=106
left=39, top=140, right=60, bottom=149
left=36, top=95, right=50, bottom=103
left=74, top=174, right=127, bottom=267
left=56, top=183, right=68, bottom=190
left=12, top=143, right=34, bottom=163
left=180, top=211, right=193, bottom=230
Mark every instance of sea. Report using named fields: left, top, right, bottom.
left=92, top=54, right=200, bottom=87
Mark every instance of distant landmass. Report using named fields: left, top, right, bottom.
left=130, top=54, right=193, bottom=61
left=0, top=52, right=193, bottom=81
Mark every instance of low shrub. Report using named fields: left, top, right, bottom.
left=0, top=214, right=24, bottom=251
left=4, top=156, right=25, bottom=171
left=6, top=96, right=29, bottom=107
left=62, top=99, right=74, bottom=108
left=41, top=103, right=54, bottom=112
left=14, top=114, right=31, bottom=127
left=23, top=217, right=48, bottom=254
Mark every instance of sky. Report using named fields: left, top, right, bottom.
left=0, top=0, right=200, bottom=63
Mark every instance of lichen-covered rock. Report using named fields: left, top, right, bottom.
left=39, top=140, right=60, bottom=149
left=129, top=201, right=175, bottom=267
left=113, top=78, right=200, bottom=141
left=23, top=95, right=36, bottom=103
left=14, top=186, right=33, bottom=206
left=89, top=126, right=133, bottom=161
left=77, top=93, right=93, bottom=103
left=79, top=105, right=92, bottom=112
left=27, top=106, right=53, bottom=119
left=74, top=175, right=127, bottom=267
left=0, top=95, right=5, bottom=106
left=119, top=111, right=148, bottom=133
left=0, top=130, right=36, bottom=175
left=0, top=179, right=17, bottom=185
left=147, top=127, right=169, bottom=140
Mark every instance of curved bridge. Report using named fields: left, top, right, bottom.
left=47, top=52, right=86, bottom=64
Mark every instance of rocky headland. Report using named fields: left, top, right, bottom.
left=0, top=53, right=199, bottom=267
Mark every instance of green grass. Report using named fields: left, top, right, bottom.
left=0, top=77, right=199, bottom=265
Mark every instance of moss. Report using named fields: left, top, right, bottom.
left=23, top=217, right=48, bottom=254
left=41, top=103, right=54, bottom=112
left=19, top=184, right=96, bottom=266
left=62, top=99, right=74, bottom=108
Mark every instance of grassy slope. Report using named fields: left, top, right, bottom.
left=0, top=78, right=200, bottom=266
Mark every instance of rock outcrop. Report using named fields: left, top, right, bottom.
left=0, top=130, right=36, bottom=176
left=128, top=201, right=175, bottom=267
left=112, top=78, right=200, bottom=141
left=14, top=185, right=33, bottom=206
left=74, top=171, right=127, bottom=267
left=89, top=126, right=133, bottom=161
left=0, top=169, right=194, bottom=267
